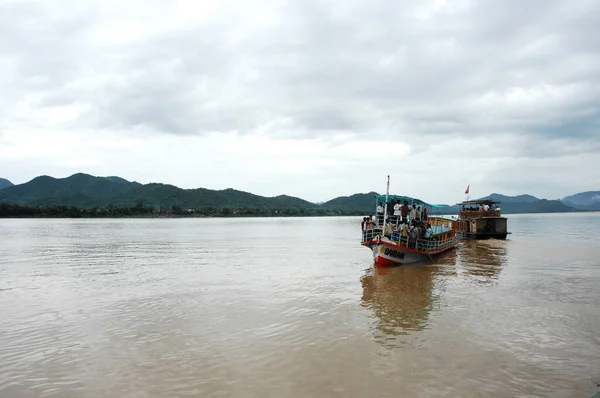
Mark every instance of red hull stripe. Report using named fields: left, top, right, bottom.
left=361, top=239, right=459, bottom=255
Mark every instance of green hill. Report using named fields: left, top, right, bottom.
left=0, top=173, right=141, bottom=207
left=0, top=173, right=592, bottom=216
left=0, top=173, right=317, bottom=211
left=321, top=192, right=379, bottom=212
left=0, top=178, right=14, bottom=190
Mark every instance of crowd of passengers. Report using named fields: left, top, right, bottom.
left=360, top=200, right=435, bottom=245
left=462, top=203, right=501, bottom=212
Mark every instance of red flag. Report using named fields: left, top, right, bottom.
left=465, top=185, right=470, bottom=195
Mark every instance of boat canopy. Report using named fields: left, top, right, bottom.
left=376, top=194, right=444, bottom=208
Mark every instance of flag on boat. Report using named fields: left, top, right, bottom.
left=465, top=185, right=470, bottom=195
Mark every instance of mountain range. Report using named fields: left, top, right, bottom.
left=0, top=173, right=598, bottom=214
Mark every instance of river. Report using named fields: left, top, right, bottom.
left=1, top=213, right=599, bottom=397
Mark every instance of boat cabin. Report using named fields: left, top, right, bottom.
left=456, top=199, right=509, bottom=239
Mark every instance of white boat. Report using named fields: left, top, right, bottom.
left=361, top=176, right=460, bottom=266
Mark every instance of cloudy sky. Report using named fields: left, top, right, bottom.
left=1, top=0, right=599, bottom=204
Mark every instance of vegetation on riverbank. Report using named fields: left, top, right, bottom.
left=0, top=203, right=364, bottom=218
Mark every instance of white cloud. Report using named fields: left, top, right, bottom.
left=0, top=0, right=599, bottom=203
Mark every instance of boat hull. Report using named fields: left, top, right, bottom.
left=363, top=237, right=459, bottom=267
left=458, top=232, right=508, bottom=240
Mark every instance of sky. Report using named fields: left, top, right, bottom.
left=1, top=0, right=599, bottom=204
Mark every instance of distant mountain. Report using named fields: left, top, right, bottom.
left=495, top=199, right=578, bottom=214
left=320, top=192, right=380, bottom=212
left=0, top=178, right=13, bottom=190
left=435, top=196, right=579, bottom=214
left=562, top=191, right=600, bottom=211
left=480, top=193, right=539, bottom=203
left=0, top=173, right=316, bottom=210
left=0, top=172, right=594, bottom=215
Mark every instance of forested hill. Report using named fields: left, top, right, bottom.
left=0, top=173, right=594, bottom=215
left=0, top=173, right=318, bottom=211
left=320, top=192, right=380, bottom=211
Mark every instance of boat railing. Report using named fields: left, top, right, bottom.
left=414, top=235, right=458, bottom=253
left=362, top=228, right=382, bottom=242
left=362, top=228, right=458, bottom=253
left=459, top=210, right=501, bottom=218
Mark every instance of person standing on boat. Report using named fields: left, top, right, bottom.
left=383, top=220, right=393, bottom=238
left=416, top=206, right=422, bottom=221
left=422, top=207, right=429, bottom=222
left=425, top=223, right=433, bottom=238
left=400, top=222, right=409, bottom=243
left=409, top=204, right=417, bottom=223
left=367, top=215, right=375, bottom=230
left=361, top=217, right=367, bottom=239
left=393, top=200, right=402, bottom=223
left=400, top=201, right=409, bottom=224
left=376, top=202, right=384, bottom=226
left=408, top=224, right=418, bottom=248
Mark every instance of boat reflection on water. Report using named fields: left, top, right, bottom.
left=457, top=240, right=508, bottom=283
left=360, top=264, right=438, bottom=347
left=360, top=242, right=509, bottom=347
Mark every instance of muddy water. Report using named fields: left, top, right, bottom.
left=1, top=214, right=599, bottom=397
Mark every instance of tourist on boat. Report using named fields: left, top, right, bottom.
left=400, top=222, right=408, bottom=241
left=408, top=224, right=419, bottom=248
left=387, top=200, right=394, bottom=215
left=393, top=201, right=401, bottom=216
left=383, top=220, right=393, bottom=238
left=483, top=203, right=490, bottom=212
left=376, top=202, right=384, bottom=225
left=409, top=204, right=417, bottom=222
left=366, top=216, right=375, bottom=234
left=361, top=216, right=368, bottom=239
left=422, top=207, right=429, bottom=222
left=416, top=206, right=421, bottom=221
left=400, top=201, right=409, bottom=224
left=424, top=223, right=433, bottom=239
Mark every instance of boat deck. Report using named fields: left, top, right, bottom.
left=362, top=220, right=457, bottom=254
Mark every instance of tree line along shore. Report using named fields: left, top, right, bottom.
left=0, top=203, right=365, bottom=218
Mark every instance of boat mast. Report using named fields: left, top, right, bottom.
left=383, top=175, right=389, bottom=227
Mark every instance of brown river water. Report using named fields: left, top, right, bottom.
left=1, top=213, right=599, bottom=397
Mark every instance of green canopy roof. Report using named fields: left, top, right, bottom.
left=376, top=194, right=444, bottom=208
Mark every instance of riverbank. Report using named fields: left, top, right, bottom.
left=0, top=203, right=364, bottom=218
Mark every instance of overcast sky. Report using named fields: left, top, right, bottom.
left=1, top=0, right=599, bottom=204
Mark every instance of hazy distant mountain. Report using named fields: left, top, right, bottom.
left=320, top=192, right=380, bottom=212
left=0, top=173, right=316, bottom=210
left=0, top=178, right=14, bottom=190
left=480, top=193, right=539, bottom=203
left=561, top=191, right=600, bottom=211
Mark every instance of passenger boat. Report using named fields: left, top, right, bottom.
left=455, top=199, right=510, bottom=239
left=361, top=176, right=460, bottom=266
